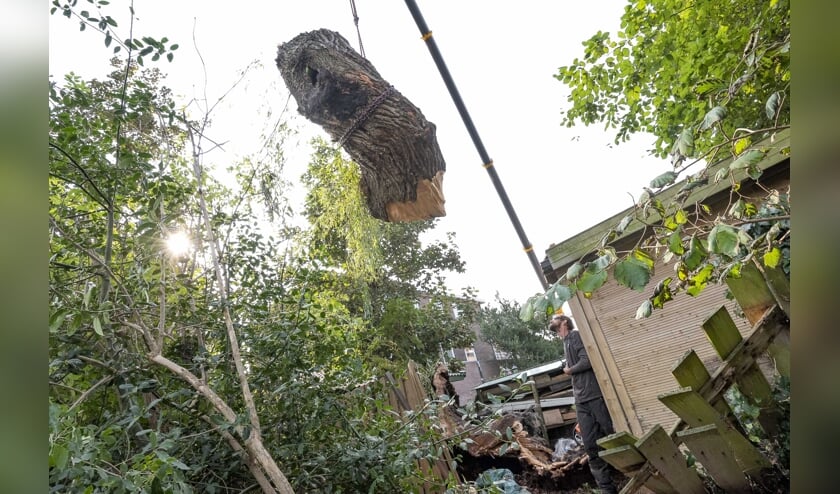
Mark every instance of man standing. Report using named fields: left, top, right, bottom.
left=550, top=314, right=617, bottom=494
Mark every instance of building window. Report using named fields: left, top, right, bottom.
left=493, top=346, right=511, bottom=361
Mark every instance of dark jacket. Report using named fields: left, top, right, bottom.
left=563, top=329, right=603, bottom=404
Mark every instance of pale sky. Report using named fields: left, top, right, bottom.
left=49, top=1, right=670, bottom=306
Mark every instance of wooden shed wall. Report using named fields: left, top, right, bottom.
left=570, top=261, right=753, bottom=437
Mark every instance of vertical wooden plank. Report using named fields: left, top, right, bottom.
left=726, top=261, right=791, bottom=379
left=658, top=388, right=769, bottom=473
left=672, top=350, right=733, bottom=418
left=726, top=260, right=789, bottom=325
left=634, top=424, right=706, bottom=494
left=768, top=333, right=790, bottom=378
left=643, top=472, right=679, bottom=494
left=671, top=350, right=711, bottom=390
left=677, top=424, right=750, bottom=493
left=702, top=307, right=781, bottom=434
left=760, top=264, right=790, bottom=319
left=702, top=307, right=743, bottom=359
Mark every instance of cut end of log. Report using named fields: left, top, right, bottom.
left=385, top=171, right=446, bottom=222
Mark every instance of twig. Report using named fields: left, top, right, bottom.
left=69, top=375, right=115, bottom=412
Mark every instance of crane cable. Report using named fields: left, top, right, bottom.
left=402, top=0, right=549, bottom=290
left=348, top=0, right=366, bottom=58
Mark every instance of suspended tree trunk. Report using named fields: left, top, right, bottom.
left=276, top=29, right=446, bottom=222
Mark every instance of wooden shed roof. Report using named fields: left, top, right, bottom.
left=543, top=128, right=790, bottom=278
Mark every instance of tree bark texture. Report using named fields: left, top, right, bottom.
left=276, top=29, right=446, bottom=222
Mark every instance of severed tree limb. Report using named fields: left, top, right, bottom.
left=276, top=29, right=446, bottom=222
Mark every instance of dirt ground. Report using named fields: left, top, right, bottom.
left=458, top=451, right=628, bottom=493
left=512, top=467, right=628, bottom=494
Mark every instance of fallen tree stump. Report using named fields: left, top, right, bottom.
left=462, top=412, right=590, bottom=479
left=276, top=29, right=446, bottom=222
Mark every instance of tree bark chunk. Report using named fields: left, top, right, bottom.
left=276, top=29, right=446, bottom=222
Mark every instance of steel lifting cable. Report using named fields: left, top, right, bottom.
left=402, top=0, right=549, bottom=290
left=348, top=0, right=366, bottom=58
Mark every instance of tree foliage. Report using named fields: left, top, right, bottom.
left=479, top=296, right=564, bottom=372
left=555, top=0, right=789, bottom=158
left=522, top=0, right=790, bottom=321
left=49, top=49, right=470, bottom=494
left=300, top=140, right=479, bottom=368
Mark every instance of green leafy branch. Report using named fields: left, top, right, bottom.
left=51, top=0, right=179, bottom=65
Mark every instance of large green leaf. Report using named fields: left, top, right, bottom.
left=676, top=128, right=695, bottom=157
left=614, top=257, right=651, bottom=292
left=708, top=224, right=741, bottom=257
left=649, top=171, right=678, bottom=189
left=686, top=264, right=714, bottom=296
left=548, top=283, right=575, bottom=308
left=729, top=149, right=765, bottom=171
left=576, top=268, right=608, bottom=294
left=699, top=106, right=727, bottom=131
left=683, top=235, right=708, bottom=270
left=668, top=230, right=685, bottom=255
left=765, top=91, right=782, bottom=119
left=565, top=262, right=584, bottom=280
left=635, top=300, right=653, bottom=319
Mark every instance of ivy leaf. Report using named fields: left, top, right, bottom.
left=708, top=224, right=741, bottom=257
left=649, top=171, right=678, bottom=189
left=699, top=106, right=727, bottom=131
left=729, top=149, right=765, bottom=171
left=747, top=163, right=764, bottom=180
left=533, top=296, right=549, bottom=318
left=615, top=256, right=651, bottom=292
left=679, top=177, right=707, bottom=194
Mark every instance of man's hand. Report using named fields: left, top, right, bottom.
left=563, top=367, right=572, bottom=375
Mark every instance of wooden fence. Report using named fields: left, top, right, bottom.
left=383, top=361, right=461, bottom=493
left=597, top=261, right=790, bottom=493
